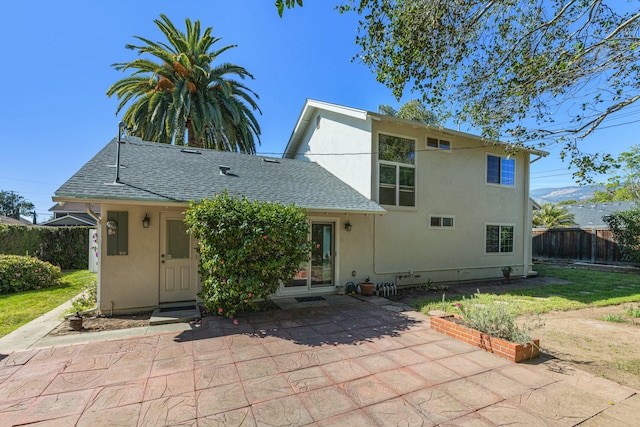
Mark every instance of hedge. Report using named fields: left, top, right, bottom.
left=0, top=224, right=91, bottom=270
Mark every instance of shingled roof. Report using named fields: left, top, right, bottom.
left=565, top=201, right=637, bottom=228
left=54, top=138, right=386, bottom=214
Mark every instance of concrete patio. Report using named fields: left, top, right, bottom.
left=0, top=295, right=638, bottom=426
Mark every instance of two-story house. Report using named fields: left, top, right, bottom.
left=53, top=99, right=546, bottom=314
left=284, top=99, right=547, bottom=288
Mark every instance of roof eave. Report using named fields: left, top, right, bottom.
left=367, top=112, right=550, bottom=157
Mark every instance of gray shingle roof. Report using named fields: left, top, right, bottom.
left=565, top=201, right=637, bottom=228
left=55, top=138, right=386, bottom=214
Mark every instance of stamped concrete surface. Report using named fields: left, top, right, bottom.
left=0, top=295, right=638, bottom=426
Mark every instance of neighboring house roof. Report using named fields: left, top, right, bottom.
left=49, top=202, right=101, bottom=215
left=530, top=198, right=542, bottom=211
left=284, top=99, right=549, bottom=158
left=54, top=138, right=386, bottom=214
left=0, top=215, right=32, bottom=225
left=565, top=201, right=637, bottom=228
left=41, top=214, right=96, bottom=227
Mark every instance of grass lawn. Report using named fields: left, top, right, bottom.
left=413, top=264, right=640, bottom=316
left=0, top=270, right=96, bottom=338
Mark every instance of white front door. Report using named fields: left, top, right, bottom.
left=159, top=213, right=198, bottom=303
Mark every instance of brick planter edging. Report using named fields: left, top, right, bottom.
left=430, top=314, right=540, bottom=363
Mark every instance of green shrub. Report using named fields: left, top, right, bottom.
left=185, top=192, right=311, bottom=319
left=455, top=293, right=541, bottom=345
left=0, top=255, right=63, bottom=293
left=603, top=209, right=640, bottom=264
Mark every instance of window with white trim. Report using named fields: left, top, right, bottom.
left=485, top=224, right=514, bottom=253
left=378, top=133, right=415, bottom=207
left=427, top=137, right=451, bottom=150
left=486, top=155, right=515, bottom=186
left=430, top=215, right=454, bottom=228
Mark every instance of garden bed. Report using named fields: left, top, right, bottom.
left=430, top=314, right=540, bottom=363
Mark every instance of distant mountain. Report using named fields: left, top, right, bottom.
left=530, top=185, right=604, bottom=204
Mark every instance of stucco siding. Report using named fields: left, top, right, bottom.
left=294, top=110, right=373, bottom=198
left=364, top=121, right=531, bottom=284
left=99, top=204, right=189, bottom=313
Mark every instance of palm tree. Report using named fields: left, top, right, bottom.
left=533, top=203, right=577, bottom=228
left=107, top=15, right=261, bottom=153
left=378, top=99, right=438, bottom=125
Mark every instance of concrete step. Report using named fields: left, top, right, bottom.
left=150, top=302, right=200, bottom=326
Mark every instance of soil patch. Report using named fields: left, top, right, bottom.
left=48, top=313, right=151, bottom=336
left=526, top=304, right=640, bottom=390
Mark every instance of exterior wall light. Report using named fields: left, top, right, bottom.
left=142, top=214, right=150, bottom=228
left=344, top=222, right=352, bottom=232
left=106, top=220, right=118, bottom=235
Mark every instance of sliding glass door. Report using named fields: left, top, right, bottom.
left=286, top=222, right=335, bottom=291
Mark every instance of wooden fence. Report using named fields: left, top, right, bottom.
left=532, top=228, right=625, bottom=264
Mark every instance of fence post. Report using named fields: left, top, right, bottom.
left=590, top=228, right=596, bottom=264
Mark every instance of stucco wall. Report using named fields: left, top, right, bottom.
left=368, top=120, right=532, bottom=284
left=331, top=213, right=375, bottom=286
left=99, top=204, right=189, bottom=313
left=288, top=112, right=536, bottom=288
left=295, top=110, right=373, bottom=198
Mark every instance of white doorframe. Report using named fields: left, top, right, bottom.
left=279, top=216, right=341, bottom=295
left=159, top=212, right=199, bottom=303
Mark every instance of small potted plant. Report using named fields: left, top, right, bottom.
left=359, top=278, right=375, bottom=296
left=502, top=266, right=513, bottom=283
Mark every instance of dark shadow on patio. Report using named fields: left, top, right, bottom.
left=172, top=296, right=425, bottom=348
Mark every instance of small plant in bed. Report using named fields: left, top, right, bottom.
left=423, top=280, right=448, bottom=292
left=625, top=305, right=640, bottom=318
left=600, top=313, right=625, bottom=323
left=455, top=292, right=542, bottom=346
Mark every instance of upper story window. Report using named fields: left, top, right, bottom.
left=487, top=154, right=515, bottom=186
left=378, top=133, right=415, bottom=207
left=427, top=137, right=451, bottom=150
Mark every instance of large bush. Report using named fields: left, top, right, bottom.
left=185, top=192, right=311, bottom=318
left=0, top=224, right=91, bottom=269
left=0, top=255, right=63, bottom=293
left=604, top=209, right=640, bottom=264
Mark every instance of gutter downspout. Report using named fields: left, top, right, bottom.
left=525, top=153, right=545, bottom=277
left=523, top=156, right=531, bottom=278
left=85, top=204, right=100, bottom=224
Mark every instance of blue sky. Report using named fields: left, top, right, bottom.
left=1, top=1, right=638, bottom=220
